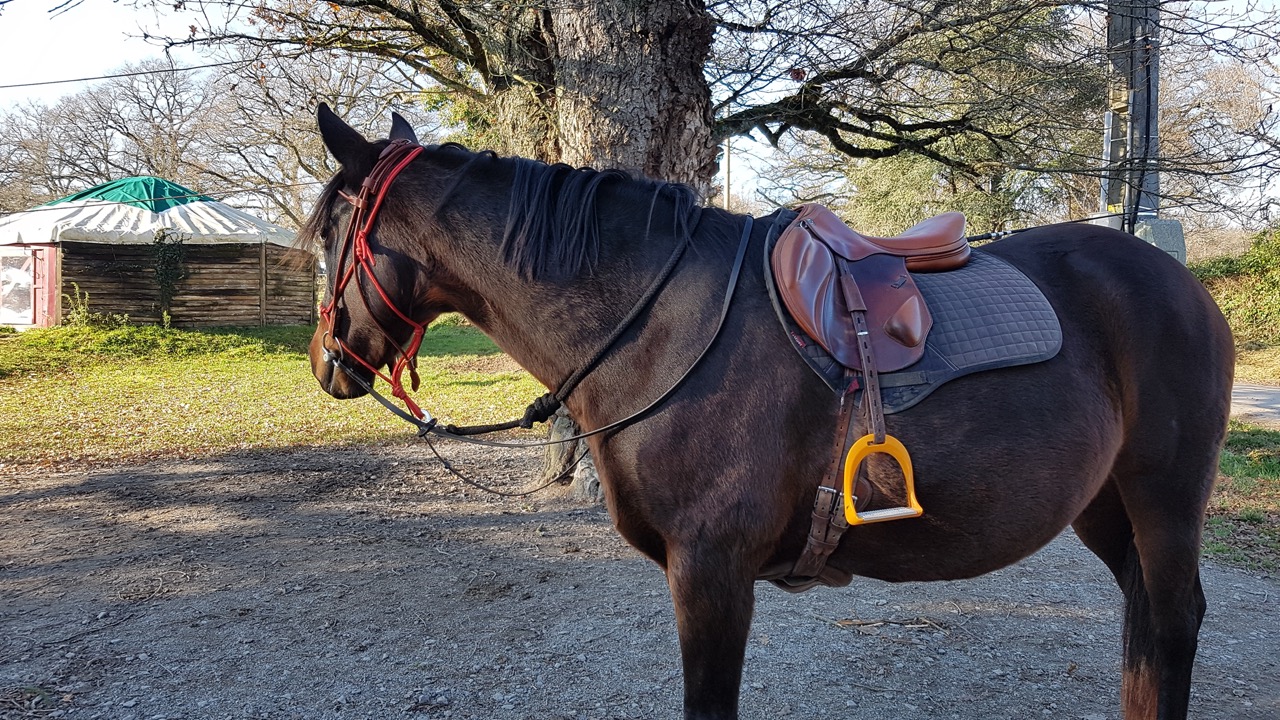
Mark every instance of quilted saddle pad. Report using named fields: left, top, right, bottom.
left=763, top=214, right=1063, bottom=414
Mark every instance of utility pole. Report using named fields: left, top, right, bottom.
left=722, top=137, right=732, bottom=211
left=1100, top=0, right=1186, bottom=262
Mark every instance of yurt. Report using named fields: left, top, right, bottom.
left=0, top=177, right=314, bottom=328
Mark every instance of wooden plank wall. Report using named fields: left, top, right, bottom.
left=60, top=242, right=315, bottom=327
left=265, top=244, right=316, bottom=325
left=60, top=243, right=162, bottom=324
left=169, top=244, right=264, bottom=326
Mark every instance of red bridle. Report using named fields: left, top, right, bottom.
left=318, top=139, right=429, bottom=419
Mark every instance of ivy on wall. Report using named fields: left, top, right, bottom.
left=152, top=228, right=188, bottom=321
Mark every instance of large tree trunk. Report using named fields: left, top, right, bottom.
left=486, top=0, right=718, bottom=190
left=548, top=0, right=718, bottom=188
left=490, top=0, right=718, bottom=499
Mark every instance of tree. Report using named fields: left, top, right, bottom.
left=160, top=0, right=717, bottom=189
left=744, top=3, right=1107, bottom=233
left=752, top=9, right=1280, bottom=238
left=0, top=53, right=432, bottom=223
left=195, top=49, right=435, bottom=226
left=0, top=58, right=233, bottom=211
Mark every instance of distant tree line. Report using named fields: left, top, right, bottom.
left=0, top=52, right=431, bottom=225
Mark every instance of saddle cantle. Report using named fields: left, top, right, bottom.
left=772, top=204, right=970, bottom=373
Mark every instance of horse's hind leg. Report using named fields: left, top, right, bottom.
left=1073, top=458, right=1214, bottom=720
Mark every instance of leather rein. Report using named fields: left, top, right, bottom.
left=320, top=139, right=755, bottom=449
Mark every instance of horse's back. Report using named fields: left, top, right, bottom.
left=984, top=223, right=1234, bottom=412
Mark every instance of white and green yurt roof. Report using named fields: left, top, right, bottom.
left=0, top=176, right=295, bottom=247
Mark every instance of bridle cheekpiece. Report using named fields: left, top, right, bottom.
left=318, top=139, right=429, bottom=419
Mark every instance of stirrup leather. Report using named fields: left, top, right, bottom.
left=842, top=433, right=923, bottom=525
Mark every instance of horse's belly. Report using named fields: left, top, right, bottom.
left=835, top=467, right=1105, bottom=583
left=842, top=518, right=1069, bottom=583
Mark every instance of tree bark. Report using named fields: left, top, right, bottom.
left=502, top=0, right=717, bottom=499
left=463, top=0, right=718, bottom=190
left=547, top=0, right=718, bottom=189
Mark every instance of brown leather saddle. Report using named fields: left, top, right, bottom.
left=772, top=204, right=970, bottom=374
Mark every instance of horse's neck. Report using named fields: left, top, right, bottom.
left=444, top=192, right=688, bottom=395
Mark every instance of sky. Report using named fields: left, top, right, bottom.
left=0, top=0, right=199, bottom=107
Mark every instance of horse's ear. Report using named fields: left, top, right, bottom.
left=317, top=103, right=375, bottom=180
left=388, top=112, right=419, bottom=144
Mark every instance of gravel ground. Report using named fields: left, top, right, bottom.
left=2, top=441, right=1276, bottom=719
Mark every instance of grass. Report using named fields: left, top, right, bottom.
left=1234, top=345, right=1280, bottom=385
left=0, top=320, right=540, bottom=469
left=1204, top=421, right=1280, bottom=572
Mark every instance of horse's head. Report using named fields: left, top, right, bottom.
left=305, top=105, right=446, bottom=408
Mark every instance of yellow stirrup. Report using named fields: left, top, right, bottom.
left=842, top=433, right=923, bottom=525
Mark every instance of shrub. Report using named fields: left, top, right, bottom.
left=1192, top=230, right=1280, bottom=346
left=61, top=283, right=130, bottom=329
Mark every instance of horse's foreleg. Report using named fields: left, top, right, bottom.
left=665, top=546, right=756, bottom=720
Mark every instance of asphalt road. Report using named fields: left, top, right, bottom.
left=1231, top=383, right=1280, bottom=427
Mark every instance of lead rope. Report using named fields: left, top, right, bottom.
left=422, top=432, right=591, bottom=497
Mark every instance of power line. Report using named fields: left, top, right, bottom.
left=0, top=58, right=254, bottom=91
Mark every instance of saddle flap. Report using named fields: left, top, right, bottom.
left=772, top=207, right=933, bottom=373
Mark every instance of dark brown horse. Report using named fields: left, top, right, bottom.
left=304, top=106, right=1234, bottom=720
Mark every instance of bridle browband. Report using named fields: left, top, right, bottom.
left=319, top=138, right=755, bottom=448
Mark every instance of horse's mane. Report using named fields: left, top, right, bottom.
left=501, top=158, right=701, bottom=281
left=299, top=141, right=704, bottom=282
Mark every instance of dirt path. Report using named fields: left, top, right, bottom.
left=2, top=442, right=1277, bottom=720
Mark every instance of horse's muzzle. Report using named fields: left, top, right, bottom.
left=312, top=339, right=372, bottom=400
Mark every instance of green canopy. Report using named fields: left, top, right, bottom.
left=45, top=176, right=215, bottom=213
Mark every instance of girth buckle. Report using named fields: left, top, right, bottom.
left=813, top=485, right=849, bottom=530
